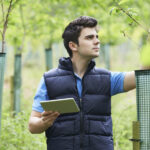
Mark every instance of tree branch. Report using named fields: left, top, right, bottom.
left=120, top=8, right=148, bottom=33
left=0, top=20, right=3, bottom=25
left=1, top=0, right=13, bottom=53
left=121, top=31, right=141, bottom=51
left=19, top=4, right=26, bottom=53
left=0, top=0, right=5, bottom=23
left=12, top=0, right=20, bottom=10
left=115, top=2, right=150, bottom=35
left=0, top=29, right=2, bottom=36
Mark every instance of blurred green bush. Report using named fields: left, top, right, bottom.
left=0, top=111, right=46, bottom=150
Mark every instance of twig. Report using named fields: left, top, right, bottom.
left=0, top=0, right=5, bottom=23
left=0, top=30, right=2, bottom=41
left=115, top=2, right=150, bottom=35
left=120, top=8, right=149, bottom=33
left=1, top=0, right=13, bottom=53
left=121, top=31, right=141, bottom=51
left=146, top=29, right=150, bottom=42
left=19, top=4, right=26, bottom=53
left=0, top=20, right=3, bottom=25
left=11, top=0, right=20, bottom=10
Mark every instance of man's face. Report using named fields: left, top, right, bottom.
left=76, top=27, right=100, bottom=60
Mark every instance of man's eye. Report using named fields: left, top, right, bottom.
left=87, top=36, right=93, bottom=39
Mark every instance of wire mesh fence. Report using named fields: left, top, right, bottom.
left=135, top=70, right=150, bottom=150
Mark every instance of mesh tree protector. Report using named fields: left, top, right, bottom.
left=135, top=69, right=150, bottom=150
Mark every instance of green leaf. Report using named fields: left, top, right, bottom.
left=118, top=0, right=129, bottom=5
left=110, top=7, right=117, bottom=15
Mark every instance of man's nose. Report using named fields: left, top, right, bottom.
left=94, top=38, right=100, bottom=45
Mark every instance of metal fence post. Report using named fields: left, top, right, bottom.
left=130, top=121, right=140, bottom=150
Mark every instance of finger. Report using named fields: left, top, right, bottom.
left=42, top=111, right=53, bottom=116
left=45, top=115, right=58, bottom=125
left=42, top=112, right=60, bottom=122
left=53, top=111, right=60, bottom=116
left=44, top=112, right=60, bottom=120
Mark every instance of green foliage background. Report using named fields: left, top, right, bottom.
left=0, top=0, right=150, bottom=149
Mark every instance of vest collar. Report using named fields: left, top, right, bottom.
left=58, top=57, right=96, bottom=73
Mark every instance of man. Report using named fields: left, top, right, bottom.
left=28, top=16, right=135, bottom=150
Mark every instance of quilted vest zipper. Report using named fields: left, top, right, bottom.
left=71, top=65, right=93, bottom=149
left=80, top=98, right=84, bottom=148
left=71, top=73, right=84, bottom=148
left=80, top=74, right=86, bottom=149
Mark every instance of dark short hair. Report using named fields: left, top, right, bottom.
left=62, top=16, right=98, bottom=57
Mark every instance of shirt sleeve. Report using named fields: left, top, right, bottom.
left=111, top=72, right=126, bottom=96
left=32, top=77, right=49, bottom=113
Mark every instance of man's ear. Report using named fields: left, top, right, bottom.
left=69, top=41, right=77, bottom=52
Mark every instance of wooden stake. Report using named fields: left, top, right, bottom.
left=130, top=121, right=140, bottom=150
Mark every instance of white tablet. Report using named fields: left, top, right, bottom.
left=40, top=98, right=80, bottom=114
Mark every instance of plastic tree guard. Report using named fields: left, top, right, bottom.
left=14, top=54, right=22, bottom=114
left=45, top=48, right=53, bottom=71
left=0, top=53, right=6, bottom=134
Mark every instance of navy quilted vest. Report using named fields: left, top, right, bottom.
left=44, top=57, right=114, bottom=150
